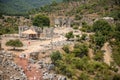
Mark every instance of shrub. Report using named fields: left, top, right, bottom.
left=62, top=45, right=70, bottom=53
left=6, top=39, right=23, bottom=50
left=94, top=51, right=104, bottom=61
left=50, top=51, right=62, bottom=63
left=73, top=26, right=79, bottom=29
left=79, top=72, right=90, bottom=80
left=113, top=74, right=120, bottom=80
left=65, top=31, right=74, bottom=40
left=81, top=34, right=87, bottom=40
left=73, top=43, right=88, bottom=57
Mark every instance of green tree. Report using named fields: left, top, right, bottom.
left=75, top=14, right=82, bottom=20
left=6, top=39, right=23, bottom=50
left=92, top=20, right=112, bottom=36
left=114, top=22, right=120, bottom=41
left=112, top=43, right=120, bottom=66
left=94, top=33, right=106, bottom=48
left=62, top=45, right=70, bottom=53
left=81, top=21, right=92, bottom=32
left=51, top=1, right=58, bottom=6
left=74, top=58, right=85, bottom=70
left=65, top=31, right=74, bottom=40
left=50, top=51, right=62, bottom=63
left=94, top=51, right=104, bottom=61
left=79, top=72, right=89, bottom=80
left=33, top=14, right=50, bottom=30
left=73, top=43, right=88, bottom=57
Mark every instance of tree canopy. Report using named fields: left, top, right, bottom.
left=114, top=22, right=120, bottom=41
left=0, top=0, right=62, bottom=15
left=33, top=14, right=50, bottom=28
left=92, top=20, right=112, bottom=36
left=50, top=51, right=62, bottom=63
left=94, top=33, right=106, bottom=48
left=73, top=43, right=88, bottom=57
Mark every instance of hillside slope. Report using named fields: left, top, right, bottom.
left=29, top=0, right=120, bottom=26
left=0, top=0, right=62, bottom=15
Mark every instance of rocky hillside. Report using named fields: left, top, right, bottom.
left=29, top=0, right=120, bottom=25
left=0, top=0, right=120, bottom=34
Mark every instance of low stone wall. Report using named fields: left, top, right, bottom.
left=2, top=34, right=19, bottom=38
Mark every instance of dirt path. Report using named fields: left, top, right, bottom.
left=88, top=48, right=94, bottom=59
left=102, top=42, right=113, bottom=65
left=14, top=57, right=43, bottom=80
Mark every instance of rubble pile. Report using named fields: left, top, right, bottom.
left=0, top=51, right=27, bottom=80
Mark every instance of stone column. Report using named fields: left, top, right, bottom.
left=18, top=26, right=20, bottom=38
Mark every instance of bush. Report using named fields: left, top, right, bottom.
left=113, top=74, right=120, bottom=80
left=65, top=31, right=74, bottom=40
left=79, top=72, right=90, bottom=80
left=81, top=22, right=92, bottom=32
left=93, top=62, right=108, bottom=71
left=55, top=60, right=74, bottom=78
left=81, top=34, right=87, bottom=40
left=94, top=33, right=106, bottom=48
left=62, top=45, right=70, bottom=53
left=75, top=14, right=82, bottom=20
left=94, top=51, right=104, bottom=61
left=50, top=51, right=62, bottom=63
left=111, top=41, right=120, bottom=66
left=73, top=43, right=88, bottom=58
left=75, top=58, right=84, bottom=70
left=114, top=22, right=120, bottom=41
left=0, top=26, right=18, bottom=34
left=112, top=51, right=120, bottom=66
left=6, top=39, right=23, bottom=50
left=73, top=26, right=79, bottom=29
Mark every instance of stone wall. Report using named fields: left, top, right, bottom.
left=54, top=17, right=73, bottom=27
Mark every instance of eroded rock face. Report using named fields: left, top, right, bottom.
left=0, top=51, right=27, bottom=80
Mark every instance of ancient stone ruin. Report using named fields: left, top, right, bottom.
left=54, top=17, right=72, bottom=27
left=0, top=51, right=27, bottom=80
